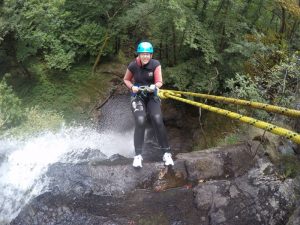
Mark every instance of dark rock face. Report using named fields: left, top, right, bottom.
left=293, top=131, right=300, bottom=155
left=288, top=201, right=300, bottom=225
left=0, top=152, right=6, bottom=165
left=11, top=155, right=198, bottom=225
left=176, top=142, right=296, bottom=225
left=11, top=142, right=298, bottom=225
left=292, top=98, right=300, bottom=154
left=61, top=148, right=108, bottom=163
left=287, top=176, right=300, bottom=225
left=11, top=188, right=200, bottom=225
left=176, top=142, right=263, bottom=180
left=45, top=160, right=165, bottom=197
left=162, top=101, right=199, bottom=154
left=193, top=159, right=295, bottom=225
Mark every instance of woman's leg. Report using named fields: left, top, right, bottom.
left=147, top=97, right=170, bottom=152
left=131, top=97, right=147, bottom=155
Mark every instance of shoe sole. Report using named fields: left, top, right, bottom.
left=133, top=166, right=142, bottom=169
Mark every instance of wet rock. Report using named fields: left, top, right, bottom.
left=193, top=157, right=296, bottom=225
left=62, top=148, right=107, bottom=163
left=11, top=142, right=298, bottom=225
left=153, top=164, right=187, bottom=192
left=97, top=94, right=134, bottom=133
left=288, top=202, right=300, bottom=225
left=10, top=192, right=131, bottom=225
left=108, top=153, right=128, bottom=162
left=162, top=101, right=183, bottom=127
left=292, top=99, right=300, bottom=154
left=277, top=140, right=296, bottom=155
left=287, top=176, right=300, bottom=225
left=12, top=187, right=201, bottom=225
left=176, top=141, right=263, bottom=181
left=162, top=101, right=199, bottom=153
left=141, top=140, right=164, bottom=162
left=0, top=152, right=7, bottom=165
left=45, top=160, right=167, bottom=197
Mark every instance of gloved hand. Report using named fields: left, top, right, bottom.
left=155, top=86, right=159, bottom=95
left=149, top=84, right=159, bottom=95
left=149, top=84, right=156, bottom=92
left=131, top=86, right=139, bottom=93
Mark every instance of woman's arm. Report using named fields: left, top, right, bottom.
left=123, top=69, right=134, bottom=89
left=154, top=65, right=163, bottom=88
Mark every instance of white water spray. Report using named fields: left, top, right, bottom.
left=0, top=125, right=133, bottom=223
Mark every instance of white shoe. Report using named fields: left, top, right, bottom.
left=163, top=153, right=174, bottom=166
left=133, top=154, right=143, bottom=168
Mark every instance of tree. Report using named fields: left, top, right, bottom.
left=2, top=0, right=74, bottom=70
left=0, top=76, right=24, bottom=128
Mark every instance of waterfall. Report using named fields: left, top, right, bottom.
left=0, top=95, right=134, bottom=224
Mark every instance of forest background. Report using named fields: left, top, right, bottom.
left=0, top=0, right=300, bottom=139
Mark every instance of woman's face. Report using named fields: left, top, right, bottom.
left=139, top=53, right=152, bottom=65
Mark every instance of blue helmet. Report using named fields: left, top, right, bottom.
left=136, top=42, right=154, bottom=53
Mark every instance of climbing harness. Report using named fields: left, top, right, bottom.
left=158, top=90, right=300, bottom=144
left=132, top=85, right=158, bottom=98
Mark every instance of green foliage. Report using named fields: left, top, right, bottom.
left=181, top=19, right=217, bottom=64
left=65, top=23, right=107, bottom=57
left=1, top=106, right=64, bottom=139
left=226, top=73, right=266, bottom=102
left=164, top=59, right=218, bottom=92
left=217, top=133, right=241, bottom=147
left=225, top=73, right=273, bottom=120
left=3, top=0, right=72, bottom=69
left=0, top=59, right=112, bottom=138
left=247, top=52, right=300, bottom=109
left=17, top=61, right=110, bottom=121
left=226, top=73, right=272, bottom=120
left=278, top=155, right=300, bottom=179
left=192, top=112, right=240, bottom=150
left=2, top=0, right=130, bottom=70
left=225, top=51, right=300, bottom=120
left=0, top=76, right=24, bottom=129
left=267, top=53, right=300, bottom=106
left=1, top=0, right=300, bottom=137
left=0, top=2, right=8, bottom=45
left=137, top=213, right=168, bottom=225
left=44, top=46, right=75, bottom=70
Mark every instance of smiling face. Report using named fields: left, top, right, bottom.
left=139, top=53, right=152, bottom=65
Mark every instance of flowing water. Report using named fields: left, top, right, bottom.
left=0, top=95, right=134, bottom=224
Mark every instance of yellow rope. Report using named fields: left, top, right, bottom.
left=168, top=90, right=300, bottom=117
left=158, top=90, right=300, bottom=144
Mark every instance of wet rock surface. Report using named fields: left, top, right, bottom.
left=176, top=142, right=263, bottom=180
left=11, top=188, right=199, bottom=225
left=162, top=101, right=199, bottom=154
left=292, top=98, right=300, bottom=154
left=288, top=201, right=300, bottom=225
left=98, top=88, right=199, bottom=155
left=11, top=142, right=298, bottom=225
left=61, top=148, right=108, bottom=163
left=287, top=176, right=300, bottom=225
left=193, top=159, right=295, bottom=225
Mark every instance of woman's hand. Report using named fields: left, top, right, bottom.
left=131, top=86, right=139, bottom=93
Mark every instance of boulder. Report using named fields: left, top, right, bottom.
left=292, top=98, right=300, bottom=154
left=176, top=141, right=263, bottom=180
left=287, top=176, right=300, bottom=225
left=193, top=158, right=295, bottom=225
left=11, top=142, right=298, bottom=225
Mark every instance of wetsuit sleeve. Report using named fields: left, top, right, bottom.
left=123, top=69, right=134, bottom=89
left=154, top=65, right=163, bottom=88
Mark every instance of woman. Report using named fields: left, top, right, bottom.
left=123, top=41, right=174, bottom=168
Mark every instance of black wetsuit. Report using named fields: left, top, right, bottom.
left=128, top=59, right=170, bottom=155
